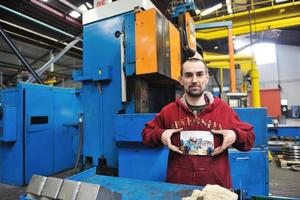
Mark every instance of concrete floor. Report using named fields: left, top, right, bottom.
left=269, top=155, right=300, bottom=198
left=0, top=157, right=300, bottom=200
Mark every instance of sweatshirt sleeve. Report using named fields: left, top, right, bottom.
left=229, top=109, right=255, bottom=151
left=142, top=112, right=166, bottom=147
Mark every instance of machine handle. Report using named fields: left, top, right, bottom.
left=233, top=156, right=250, bottom=160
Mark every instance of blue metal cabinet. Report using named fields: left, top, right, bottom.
left=229, top=148, right=269, bottom=199
left=234, top=108, right=267, bottom=147
left=114, top=114, right=169, bottom=181
left=0, top=83, right=82, bottom=186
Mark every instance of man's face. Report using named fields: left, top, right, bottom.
left=179, top=60, right=209, bottom=97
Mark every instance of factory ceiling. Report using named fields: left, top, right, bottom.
left=0, top=0, right=300, bottom=87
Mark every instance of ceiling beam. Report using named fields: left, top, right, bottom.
left=195, top=1, right=300, bottom=40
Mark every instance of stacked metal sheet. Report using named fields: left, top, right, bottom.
left=282, top=144, right=300, bottom=161
left=25, top=175, right=122, bottom=200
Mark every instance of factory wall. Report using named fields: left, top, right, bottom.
left=258, top=44, right=300, bottom=108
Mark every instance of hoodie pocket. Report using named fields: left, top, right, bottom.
left=166, top=156, right=224, bottom=186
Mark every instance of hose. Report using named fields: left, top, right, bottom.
left=73, top=113, right=83, bottom=174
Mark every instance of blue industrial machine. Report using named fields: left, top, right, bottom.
left=73, top=0, right=268, bottom=199
left=74, top=0, right=182, bottom=170
left=0, top=82, right=82, bottom=186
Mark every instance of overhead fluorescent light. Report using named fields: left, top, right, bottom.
left=41, top=0, right=49, bottom=2
left=195, top=9, right=201, bottom=15
left=226, top=0, right=232, bottom=14
left=200, top=3, right=222, bottom=16
left=78, top=4, right=88, bottom=12
left=86, top=2, right=93, bottom=9
left=69, top=10, right=81, bottom=18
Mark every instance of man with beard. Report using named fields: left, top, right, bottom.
left=142, top=55, right=255, bottom=189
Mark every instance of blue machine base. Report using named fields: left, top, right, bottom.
left=68, top=167, right=200, bottom=200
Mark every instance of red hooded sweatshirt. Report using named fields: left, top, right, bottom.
left=142, top=92, right=255, bottom=189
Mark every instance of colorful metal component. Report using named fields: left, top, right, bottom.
left=135, top=9, right=180, bottom=78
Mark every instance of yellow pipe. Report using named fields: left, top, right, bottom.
left=204, top=55, right=261, bottom=107
left=195, top=1, right=300, bottom=24
left=205, top=55, right=254, bottom=62
left=196, top=17, right=300, bottom=40
left=197, top=12, right=300, bottom=34
left=195, top=2, right=300, bottom=40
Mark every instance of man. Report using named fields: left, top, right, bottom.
left=142, top=56, right=255, bottom=189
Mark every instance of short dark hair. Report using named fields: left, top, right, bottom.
left=180, top=57, right=208, bottom=75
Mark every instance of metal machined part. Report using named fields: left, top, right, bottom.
left=282, top=144, right=300, bottom=150
left=58, top=180, right=81, bottom=200
left=291, top=165, right=300, bottom=171
left=41, top=177, right=64, bottom=199
left=282, top=144, right=300, bottom=161
left=98, top=187, right=122, bottom=200
left=26, top=175, right=48, bottom=196
left=283, top=148, right=300, bottom=152
left=76, top=182, right=101, bottom=200
left=40, top=196, right=52, bottom=200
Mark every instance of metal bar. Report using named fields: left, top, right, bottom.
left=120, top=32, right=127, bottom=103
left=57, top=0, right=82, bottom=14
left=30, top=0, right=82, bottom=27
left=219, top=68, right=223, bottom=93
left=0, top=72, right=7, bottom=89
left=0, top=5, right=75, bottom=38
left=27, top=37, right=81, bottom=83
left=195, top=21, right=232, bottom=30
left=4, top=51, right=51, bottom=84
left=0, top=19, right=82, bottom=52
left=196, top=21, right=236, bottom=92
left=0, top=25, right=44, bottom=84
left=227, top=26, right=236, bottom=92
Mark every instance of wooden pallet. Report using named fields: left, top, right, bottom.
left=278, top=155, right=300, bottom=169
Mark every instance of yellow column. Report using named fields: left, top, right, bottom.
left=249, top=62, right=261, bottom=107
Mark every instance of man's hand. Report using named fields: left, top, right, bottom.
left=211, top=129, right=236, bottom=156
left=161, top=128, right=183, bottom=154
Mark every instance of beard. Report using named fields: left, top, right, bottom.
left=186, top=87, right=204, bottom=97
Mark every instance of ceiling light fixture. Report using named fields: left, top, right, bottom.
left=69, top=10, right=81, bottom=19
left=226, top=0, right=233, bottom=14
left=78, top=4, right=88, bottom=12
left=41, top=0, right=49, bottom=2
left=86, top=2, right=93, bottom=9
left=200, top=3, right=222, bottom=17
